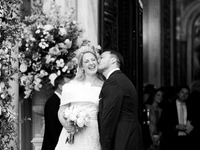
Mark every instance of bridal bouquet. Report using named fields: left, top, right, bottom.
left=63, top=105, right=90, bottom=144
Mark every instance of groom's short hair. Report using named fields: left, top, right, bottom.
left=54, top=75, right=67, bottom=90
left=105, top=50, right=124, bottom=68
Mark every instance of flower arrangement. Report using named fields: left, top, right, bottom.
left=64, top=105, right=90, bottom=144
left=18, top=2, right=83, bottom=99
left=0, top=0, right=22, bottom=149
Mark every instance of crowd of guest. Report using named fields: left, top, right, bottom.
left=141, top=81, right=200, bottom=150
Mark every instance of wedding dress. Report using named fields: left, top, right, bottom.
left=55, top=81, right=101, bottom=150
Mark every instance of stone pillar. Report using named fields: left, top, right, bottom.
left=43, top=0, right=99, bottom=45
left=77, top=0, right=99, bottom=45
left=43, top=0, right=76, bottom=16
left=8, top=46, right=19, bottom=150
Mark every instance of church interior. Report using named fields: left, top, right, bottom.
left=1, top=0, right=200, bottom=150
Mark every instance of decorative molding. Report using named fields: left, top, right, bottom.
left=181, top=1, right=200, bottom=41
left=180, top=1, right=200, bottom=83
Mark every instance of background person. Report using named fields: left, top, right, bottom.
left=41, top=75, right=72, bottom=150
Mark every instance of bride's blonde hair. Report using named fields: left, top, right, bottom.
left=72, top=40, right=104, bottom=81
left=74, top=51, right=99, bottom=81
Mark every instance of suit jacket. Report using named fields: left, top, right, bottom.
left=159, top=99, right=190, bottom=150
left=98, top=70, right=144, bottom=150
left=41, top=93, right=62, bottom=150
left=187, top=91, right=200, bottom=148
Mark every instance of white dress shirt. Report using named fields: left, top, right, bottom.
left=106, top=68, right=120, bottom=79
left=176, top=100, right=187, bottom=136
left=55, top=91, right=61, bottom=100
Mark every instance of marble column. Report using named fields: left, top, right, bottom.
left=43, top=0, right=99, bottom=45
left=77, top=0, right=99, bottom=45
left=8, top=46, right=19, bottom=150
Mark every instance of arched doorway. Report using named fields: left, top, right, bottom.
left=181, top=1, right=200, bottom=84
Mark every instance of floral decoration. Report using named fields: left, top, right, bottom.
left=0, top=0, right=22, bottom=149
left=18, top=3, right=83, bottom=99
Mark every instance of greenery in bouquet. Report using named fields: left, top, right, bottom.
left=0, top=0, right=22, bottom=149
left=18, top=3, right=83, bottom=99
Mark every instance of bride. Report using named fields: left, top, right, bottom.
left=55, top=50, right=104, bottom=150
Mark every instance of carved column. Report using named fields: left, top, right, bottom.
left=77, top=0, right=99, bottom=45
left=7, top=46, right=19, bottom=150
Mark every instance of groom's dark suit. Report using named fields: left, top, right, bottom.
left=41, top=93, right=62, bottom=150
left=98, top=70, right=144, bottom=150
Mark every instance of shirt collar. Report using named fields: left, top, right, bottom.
left=106, top=68, right=120, bottom=79
left=54, top=91, right=61, bottom=99
left=176, top=99, right=186, bottom=106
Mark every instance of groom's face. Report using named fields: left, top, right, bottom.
left=98, top=51, right=111, bottom=73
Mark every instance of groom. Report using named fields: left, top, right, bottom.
left=98, top=50, right=144, bottom=150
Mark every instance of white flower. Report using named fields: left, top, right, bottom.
left=1, top=93, right=6, bottom=99
left=78, top=111, right=87, bottom=119
left=39, top=39, right=49, bottom=49
left=34, top=83, right=42, bottom=91
left=64, top=39, right=72, bottom=49
left=77, top=118, right=85, bottom=128
left=69, top=114, right=77, bottom=122
left=45, top=54, right=56, bottom=64
left=57, top=70, right=61, bottom=76
left=56, top=59, right=65, bottom=68
left=64, top=108, right=72, bottom=118
left=59, top=27, right=67, bottom=36
left=73, top=21, right=77, bottom=24
left=49, top=73, right=58, bottom=86
left=62, top=65, right=68, bottom=72
left=35, top=29, right=40, bottom=34
left=40, top=70, right=48, bottom=77
left=49, top=46, right=60, bottom=55
left=33, top=77, right=42, bottom=91
left=84, top=116, right=90, bottom=126
left=0, top=82, right=5, bottom=93
left=19, top=63, right=28, bottom=72
left=43, top=24, right=53, bottom=31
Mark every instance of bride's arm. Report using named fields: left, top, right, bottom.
left=58, top=105, right=68, bottom=129
left=58, top=104, right=75, bottom=133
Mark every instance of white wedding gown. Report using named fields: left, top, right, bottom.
left=55, top=81, right=101, bottom=150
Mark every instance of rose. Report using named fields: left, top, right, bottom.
left=84, top=116, right=90, bottom=126
left=19, top=63, right=28, bottom=72
left=49, top=73, right=58, bottom=86
left=68, top=114, right=77, bottom=122
left=77, top=118, right=85, bottom=128
left=64, top=39, right=72, bottom=49
left=59, top=27, right=67, bottom=36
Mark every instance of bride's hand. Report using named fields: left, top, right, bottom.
left=66, top=120, right=76, bottom=133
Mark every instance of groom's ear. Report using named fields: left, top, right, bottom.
left=110, top=57, right=117, bottom=64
